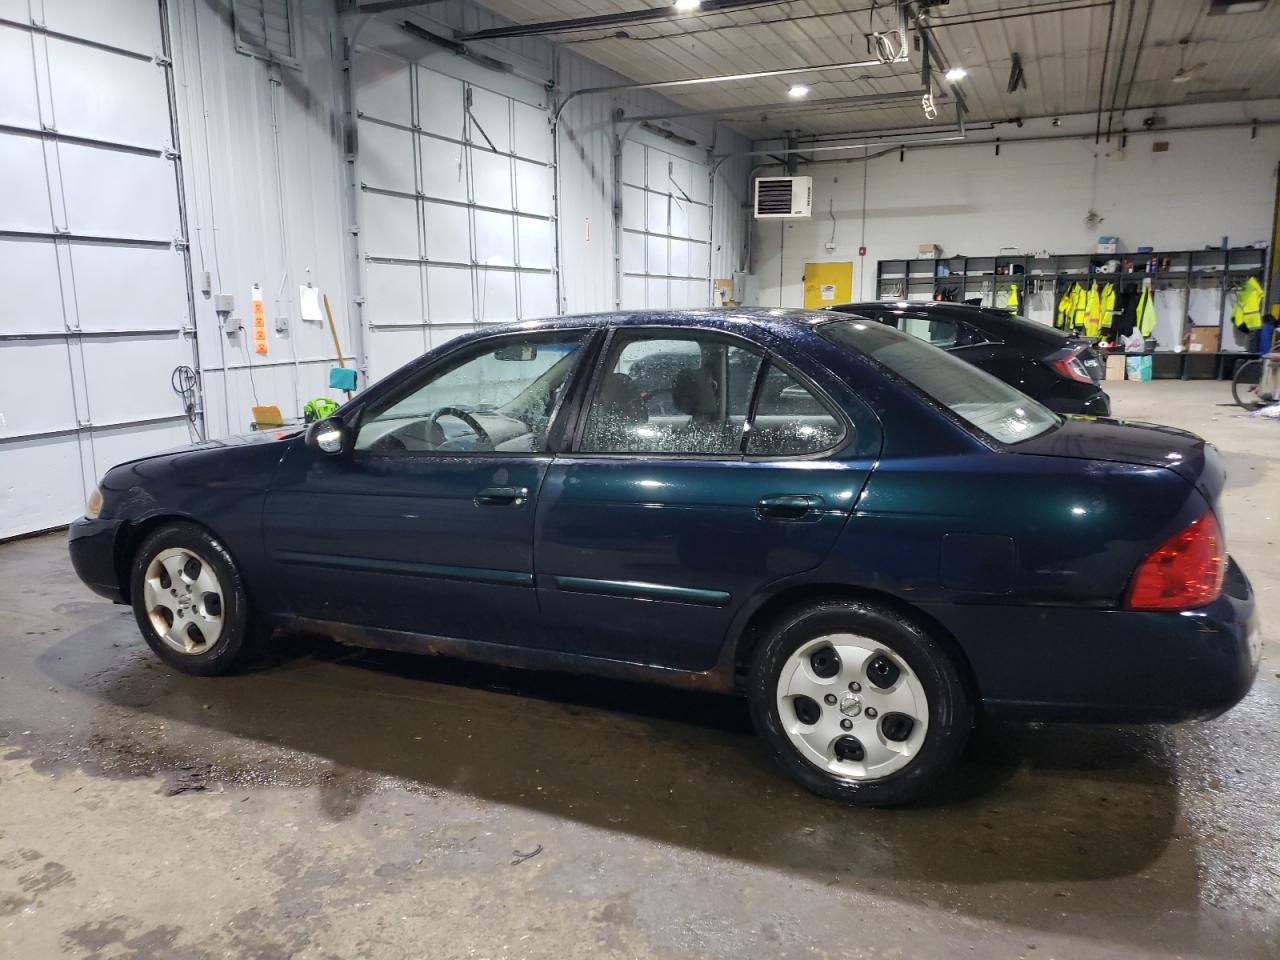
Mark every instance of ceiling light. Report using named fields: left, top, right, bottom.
left=788, top=83, right=810, bottom=98
left=945, top=66, right=968, bottom=82
left=672, top=0, right=702, bottom=11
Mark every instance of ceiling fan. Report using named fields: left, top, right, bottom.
left=1169, top=38, right=1209, bottom=84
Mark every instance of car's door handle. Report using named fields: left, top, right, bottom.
left=756, top=494, right=825, bottom=521
left=474, top=486, right=529, bottom=507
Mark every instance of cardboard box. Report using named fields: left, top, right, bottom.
left=1126, top=355, right=1153, bottom=381
left=918, top=244, right=942, bottom=259
left=1186, top=326, right=1221, bottom=353
left=1105, top=355, right=1126, bottom=381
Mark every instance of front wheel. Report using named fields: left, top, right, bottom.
left=747, top=600, right=972, bottom=806
left=129, top=522, right=268, bottom=676
left=1232, top=358, right=1264, bottom=410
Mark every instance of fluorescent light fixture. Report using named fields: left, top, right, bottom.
left=788, top=83, right=810, bottom=98
left=672, top=0, right=702, bottom=11
left=945, top=66, right=968, bottom=82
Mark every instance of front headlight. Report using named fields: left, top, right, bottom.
left=86, top=486, right=103, bottom=519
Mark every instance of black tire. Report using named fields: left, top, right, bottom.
left=747, top=600, right=973, bottom=807
left=129, top=521, right=268, bottom=676
left=1232, top=358, right=1264, bottom=410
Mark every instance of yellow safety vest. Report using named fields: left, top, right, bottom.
left=1057, top=283, right=1087, bottom=331
left=1136, top=287, right=1156, bottom=337
left=1008, top=283, right=1019, bottom=310
left=1084, top=282, right=1103, bottom=338
left=1099, top=283, right=1116, bottom=335
left=1232, top=277, right=1264, bottom=331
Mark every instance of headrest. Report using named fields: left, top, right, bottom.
left=672, top=367, right=717, bottom=417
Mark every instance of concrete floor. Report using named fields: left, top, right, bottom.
left=1, top=379, right=1277, bottom=959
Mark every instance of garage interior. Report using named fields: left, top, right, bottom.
left=1, top=0, right=1279, bottom=957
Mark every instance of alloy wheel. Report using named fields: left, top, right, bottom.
left=142, top=547, right=226, bottom=655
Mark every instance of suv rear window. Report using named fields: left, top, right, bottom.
left=819, top=319, right=1060, bottom=445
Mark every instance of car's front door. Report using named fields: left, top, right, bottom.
left=532, top=326, right=878, bottom=671
left=262, top=328, right=593, bottom=642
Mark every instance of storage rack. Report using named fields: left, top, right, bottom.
left=875, top=247, right=1269, bottom=380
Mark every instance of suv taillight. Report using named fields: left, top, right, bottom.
left=1048, top=346, right=1095, bottom=385
left=1126, top=511, right=1226, bottom=610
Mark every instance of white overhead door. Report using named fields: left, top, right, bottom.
left=0, top=1, right=197, bottom=539
left=620, top=138, right=711, bottom=311
left=354, top=48, right=558, bottom=383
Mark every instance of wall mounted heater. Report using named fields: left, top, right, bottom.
left=753, top=176, right=813, bottom=219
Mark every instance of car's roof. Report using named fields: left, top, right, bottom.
left=829, top=300, right=1071, bottom=346
left=473, top=307, right=864, bottom=340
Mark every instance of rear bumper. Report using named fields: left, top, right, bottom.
left=67, top=517, right=126, bottom=603
left=923, top=558, right=1259, bottom=723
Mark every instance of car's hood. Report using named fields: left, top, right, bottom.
left=1014, top=416, right=1225, bottom=505
left=108, top=427, right=305, bottom=470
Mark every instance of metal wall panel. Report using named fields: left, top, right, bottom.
left=44, top=38, right=171, bottom=147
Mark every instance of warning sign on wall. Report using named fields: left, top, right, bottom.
left=251, top=284, right=268, bottom=356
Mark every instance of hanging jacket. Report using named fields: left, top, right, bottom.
left=1136, top=286, right=1156, bottom=338
left=1083, top=281, right=1104, bottom=338
left=1232, top=276, right=1264, bottom=331
left=1099, top=282, right=1117, bottom=337
left=1056, top=282, right=1086, bottom=331
left=1111, top=284, right=1140, bottom=340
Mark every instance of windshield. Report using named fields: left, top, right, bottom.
left=819, top=319, right=1060, bottom=445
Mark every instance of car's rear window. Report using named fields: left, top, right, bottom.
left=819, top=318, right=1060, bottom=445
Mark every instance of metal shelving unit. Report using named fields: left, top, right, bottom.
left=875, top=247, right=1269, bottom=380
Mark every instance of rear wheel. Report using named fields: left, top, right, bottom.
left=1232, top=358, right=1264, bottom=410
left=748, top=600, right=972, bottom=806
left=129, top=522, right=267, bottom=675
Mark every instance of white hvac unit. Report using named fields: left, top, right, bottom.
left=753, top=176, right=813, bottom=219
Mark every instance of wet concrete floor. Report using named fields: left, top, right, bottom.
left=1, top=379, right=1277, bottom=958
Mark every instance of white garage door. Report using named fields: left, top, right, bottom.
left=354, top=48, right=558, bottom=383
left=0, top=0, right=197, bottom=539
left=619, top=138, right=711, bottom=311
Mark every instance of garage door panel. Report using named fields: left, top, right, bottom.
left=689, top=170, right=710, bottom=205
left=689, top=202, right=709, bottom=241
left=476, top=269, right=516, bottom=323
left=621, top=276, right=645, bottom=310
left=622, top=141, right=644, bottom=187
left=364, top=262, right=424, bottom=326
left=369, top=326, right=427, bottom=384
left=0, top=238, right=64, bottom=333
left=669, top=157, right=692, bottom=197
left=79, top=335, right=187, bottom=424
left=59, top=145, right=176, bottom=239
left=358, top=121, right=416, bottom=195
left=68, top=244, right=185, bottom=331
left=645, top=192, right=668, bottom=233
left=670, top=198, right=690, bottom=238
left=355, top=49, right=412, bottom=125
left=680, top=278, right=707, bottom=309
left=514, top=160, right=552, bottom=217
left=621, top=232, right=644, bottom=274
left=517, top=219, right=554, bottom=271
left=0, top=341, right=78, bottom=437
left=0, top=27, right=40, bottom=128
left=362, top=193, right=420, bottom=260
left=0, top=435, right=87, bottom=539
left=41, top=0, right=162, bottom=57
left=467, top=87, right=510, bottom=154
left=0, top=134, right=53, bottom=231
left=512, top=101, right=551, bottom=164
left=519, top=272, right=556, bottom=319
left=473, top=210, right=515, bottom=267
left=427, top=324, right=469, bottom=350
left=645, top=150, right=669, bottom=189
left=621, top=186, right=645, bottom=231
left=419, top=139, right=469, bottom=204
left=46, top=39, right=169, bottom=148
left=426, top=266, right=472, bottom=323
left=669, top=239, right=689, bottom=278
left=471, top=148, right=512, bottom=211
left=422, top=201, right=471, bottom=263
left=645, top=235, right=668, bottom=276
left=418, top=70, right=464, bottom=138
left=645, top=278, right=668, bottom=309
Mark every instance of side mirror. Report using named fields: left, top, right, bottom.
left=305, top=416, right=351, bottom=456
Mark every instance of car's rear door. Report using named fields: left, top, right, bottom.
left=262, top=328, right=595, bottom=642
left=530, top=324, right=878, bottom=671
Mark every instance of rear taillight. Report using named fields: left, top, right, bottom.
left=1048, top=346, right=1095, bottom=385
left=1126, top=511, right=1226, bottom=610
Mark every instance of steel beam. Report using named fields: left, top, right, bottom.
left=456, top=0, right=781, bottom=42
left=619, top=88, right=927, bottom=124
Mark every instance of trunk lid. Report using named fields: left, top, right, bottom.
left=1063, top=337, right=1103, bottom=384
left=1014, top=417, right=1225, bottom=505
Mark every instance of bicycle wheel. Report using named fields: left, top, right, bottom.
left=1232, top=359, right=1265, bottom=410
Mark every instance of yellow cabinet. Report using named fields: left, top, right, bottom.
left=802, top=261, right=853, bottom=309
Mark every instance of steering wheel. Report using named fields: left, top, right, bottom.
left=428, top=406, right=493, bottom=449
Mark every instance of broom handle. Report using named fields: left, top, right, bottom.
left=322, top=293, right=352, bottom=398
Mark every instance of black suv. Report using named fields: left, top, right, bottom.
left=828, top=301, right=1110, bottom=416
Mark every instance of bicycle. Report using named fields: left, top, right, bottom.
left=1232, top=352, right=1280, bottom=410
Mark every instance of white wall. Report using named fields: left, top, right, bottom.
left=752, top=109, right=1280, bottom=316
